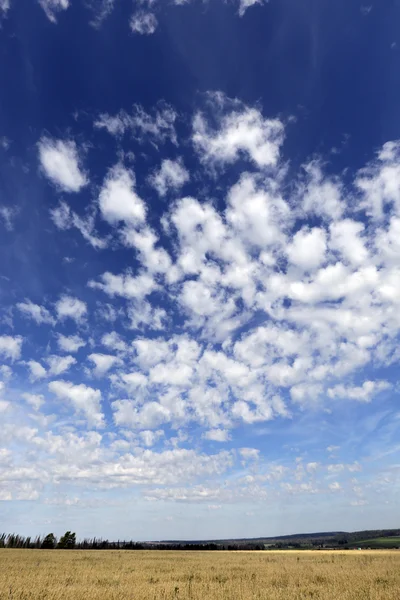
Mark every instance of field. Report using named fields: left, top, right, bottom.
left=1, top=549, right=400, bottom=599
left=347, top=537, right=400, bottom=549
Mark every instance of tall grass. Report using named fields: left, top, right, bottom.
left=1, top=549, right=399, bottom=599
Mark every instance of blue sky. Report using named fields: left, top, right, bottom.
left=0, top=0, right=400, bottom=541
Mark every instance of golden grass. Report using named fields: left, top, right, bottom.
left=1, top=548, right=399, bottom=599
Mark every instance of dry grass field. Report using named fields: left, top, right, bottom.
left=1, top=549, right=399, bottom=600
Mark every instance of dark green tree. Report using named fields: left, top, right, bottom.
left=41, top=533, right=57, bottom=549
left=57, top=531, right=76, bottom=549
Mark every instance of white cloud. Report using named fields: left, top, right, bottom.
left=356, top=141, right=400, bottom=219
left=94, top=103, right=177, bottom=145
left=0, top=0, right=10, bottom=15
left=286, top=227, right=327, bottom=271
left=89, top=0, right=115, bottom=27
left=139, top=429, right=164, bottom=447
left=329, top=219, right=369, bottom=266
left=238, top=0, right=266, bottom=16
left=101, top=331, right=128, bottom=353
left=0, top=336, right=22, bottom=361
left=26, top=360, right=47, bottom=381
left=72, top=213, right=108, bottom=250
left=98, top=165, right=146, bottom=226
left=57, top=0, right=270, bottom=30
left=0, top=366, right=12, bottom=381
left=22, top=393, right=45, bottom=411
left=88, top=353, right=122, bottom=376
left=327, top=380, right=391, bottom=402
left=130, top=11, right=158, bottom=35
left=0, top=400, right=10, bottom=412
left=56, top=295, right=87, bottom=322
left=46, top=354, right=76, bottom=376
left=112, top=399, right=171, bottom=430
left=203, top=429, right=231, bottom=442
left=38, top=138, right=87, bottom=192
left=149, top=159, right=189, bottom=196
left=127, top=301, right=167, bottom=331
left=38, top=0, right=69, bottom=23
left=302, top=162, right=344, bottom=220
left=51, top=204, right=107, bottom=250
left=193, top=93, right=284, bottom=168
left=6, top=97, right=400, bottom=525
left=57, top=334, right=86, bottom=353
left=50, top=200, right=71, bottom=229
left=227, top=173, right=290, bottom=248
left=89, top=271, right=156, bottom=300
left=0, top=206, right=18, bottom=231
left=375, top=216, right=400, bottom=265
left=327, top=445, right=340, bottom=453
left=48, top=380, right=104, bottom=428
left=17, top=301, right=55, bottom=325
left=239, top=448, right=260, bottom=460
left=328, top=481, right=342, bottom=492
left=123, top=227, right=171, bottom=273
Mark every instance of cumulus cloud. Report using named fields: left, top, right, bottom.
left=28, top=99, right=400, bottom=444
left=0, top=336, right=22, bottom=361
left=301, top=162, right=344, bottom=220
left=38, top=0, right=69, bottom=23
left=98, top=165, right=146, bottom=227
left=17, top=301, right=55, bottom=325
left=239, top=448, right=260, bottom=461
left=57, top=334, right=86, bottom=353
left=149, top=158, right=189, bottom=196
left=238, top=0, right=267, bottom=16
left=56, top=295, right=87, bottom=322
left=88, top=353, right=122, bottom=377
left=25, top=360, right=47, bottom=381
left=202, top=428, right=231, bottom=442
left=286, top=227, right=327, bottom=271
left=22, top=393, right=45, bottom=411
left=46, top=354, right=76, bottom=376
left=130, top=11, right=158, bottom=35
left=192, top=93, right=284, bottom=168
left=5, top=94, right=400, bottom=520
left=89, top=271, right=156, bottom=301
left=327, top=381, right=391, bottom=402
left=48, top=380, right=104, bottom=428
left=38, top=138, right=87, bottom=192
left=101, top=331, right=128, bottom=353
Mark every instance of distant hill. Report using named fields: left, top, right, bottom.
left=160, top=531, right=344, bottom=544
left=153, top=529, right=400, bottom=549
left=2, top=528, right=399, bottom=551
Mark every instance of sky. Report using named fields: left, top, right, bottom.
left=0, top=0, right=400, bottom=542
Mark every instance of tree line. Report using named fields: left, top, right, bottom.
left=2, top=528, right=399, bottom=551
left=0, top=532, right=264, bottom=551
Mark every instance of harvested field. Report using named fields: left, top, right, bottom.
left=1, top=549, right=399, bottom=599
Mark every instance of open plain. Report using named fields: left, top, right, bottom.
left=1, top=549, right=399, bottom=600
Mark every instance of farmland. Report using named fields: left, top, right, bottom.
left=347, top=537, right=400, bottom=549
left=1, top=549, right=400, bottom=600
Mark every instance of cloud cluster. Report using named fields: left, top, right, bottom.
left=32, top=0, right=269, bottom=31
left=0, top=406, right=385, bottom=507
left=38, top=138, right=87, bottom=192
left=30, top=94, right=400, bottom=437
left=2, top=93, right=400, bottom=519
